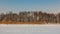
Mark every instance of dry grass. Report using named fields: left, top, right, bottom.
left=0, top=21, right=45, bottom=24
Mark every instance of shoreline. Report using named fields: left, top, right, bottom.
left=0, top=24, right=60, bottom=27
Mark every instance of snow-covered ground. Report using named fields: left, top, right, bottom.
left=0, top=24, right=60, bottom=34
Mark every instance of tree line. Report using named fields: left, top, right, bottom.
left=0, top=11, right=60, bottom=24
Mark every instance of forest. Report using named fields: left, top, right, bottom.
left=0, top=11, right=60, bottom=24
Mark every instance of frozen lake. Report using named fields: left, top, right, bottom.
left=0, top=24, right=60, bottom=34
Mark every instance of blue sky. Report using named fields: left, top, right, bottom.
left=0, top=0, right=60, bottom=14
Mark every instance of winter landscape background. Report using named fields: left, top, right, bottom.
left=0, top=0, right=60, bottom=34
